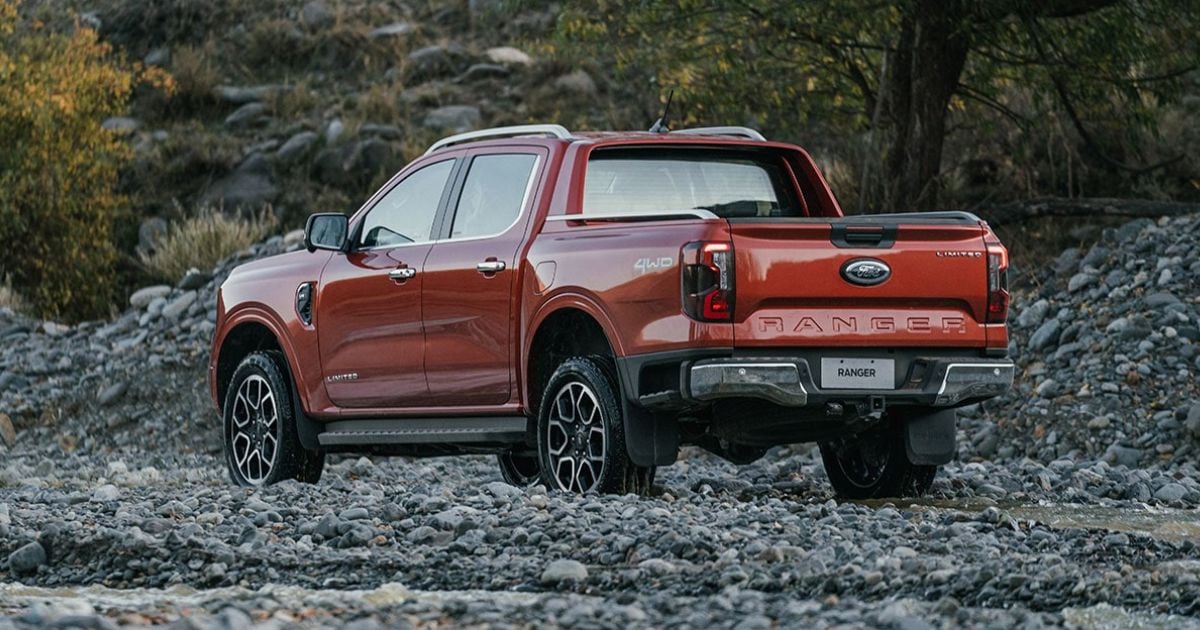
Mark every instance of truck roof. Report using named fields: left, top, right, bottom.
left=423, top=124, right=773, bottom=155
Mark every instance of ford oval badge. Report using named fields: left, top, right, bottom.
left=841, top=258, right=891, bottom=286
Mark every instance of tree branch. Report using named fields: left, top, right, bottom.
left=978, top=197, right=1200, bottom=226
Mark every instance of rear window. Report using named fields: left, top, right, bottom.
left=583, top=149, right=801, bottom=218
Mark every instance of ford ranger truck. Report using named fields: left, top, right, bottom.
left=209, top=124, right=1014, bottom=498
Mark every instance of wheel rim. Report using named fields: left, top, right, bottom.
left=545, top=381, right=606, bottom=493
left=230, top=374, right=279, bottom=485
left=831, top=432, right=891, bottom=490
left=499, top=452, right=540, bottom=486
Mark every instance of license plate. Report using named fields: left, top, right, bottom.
left=821, top=358, right=894, bottom=389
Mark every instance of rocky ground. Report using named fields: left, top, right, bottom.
left=961, top=214, right=1200, bottom=473
left=3, top=216, right=1200, bottom=628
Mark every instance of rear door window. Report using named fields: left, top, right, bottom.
left=583, top=150, right=801, bottom=218
left=449, top=153, right=540, bottom=239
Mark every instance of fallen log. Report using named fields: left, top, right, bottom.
left=973, top=197, right=1200, bottom=227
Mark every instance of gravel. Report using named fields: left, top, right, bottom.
left=3, top=217, right=1200, bottom=627
left=961, top=214, right=1200, bottom=469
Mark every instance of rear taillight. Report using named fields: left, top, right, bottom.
left=682, top=241, right=735, bottom=322
left=986, top=243, right=1009, bottom=324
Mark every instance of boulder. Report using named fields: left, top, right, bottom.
left=423, top=105, right=481, bottom=133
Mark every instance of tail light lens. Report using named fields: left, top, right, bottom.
left=682, top=241, right=735, bottom=322
left=986, top=243, right=1009, bottom=324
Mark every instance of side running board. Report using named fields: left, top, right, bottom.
left=317, top=416, right=528, bottom=446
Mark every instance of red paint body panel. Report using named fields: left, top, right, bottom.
left=728, top=222, right=989, bottom=347
left=209, top=131, right=1011, bottom=422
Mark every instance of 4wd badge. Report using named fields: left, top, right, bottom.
left=840, top=258, right=891, bottom=286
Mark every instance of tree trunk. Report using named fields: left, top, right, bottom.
left=880, top=0, right=972, bottom=211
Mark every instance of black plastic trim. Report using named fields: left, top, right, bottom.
left=316, top=416, right=528, bottom=446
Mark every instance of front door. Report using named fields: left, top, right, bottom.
left=421, top=150, right=545, bottom=405
left=317, top=158, right=457, bottom=408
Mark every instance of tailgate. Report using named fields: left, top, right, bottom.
left=729, top=215, right=990, bottom=347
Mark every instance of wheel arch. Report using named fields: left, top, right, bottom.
left=524, top=297, right=677, bottom=467
left=524, top=301, right=619, bottom=418
left=214, top=309, right=323, bottom=450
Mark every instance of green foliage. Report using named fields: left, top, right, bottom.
left=140, top=208, right=275, bottom=282
left=0, top=1, right=171, bottom=321
left=547, top=0, right=1200, bottom=209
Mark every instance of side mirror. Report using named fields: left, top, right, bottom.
left=305, top=213, right=348, bottom=253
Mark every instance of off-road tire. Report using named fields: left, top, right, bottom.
left=536, top=356, right=654, bottom=495
left=223, top=351, right=324, bottom=487
left=497, top=450, right=541, bottom=487
left=819, top=417, right=936, bottom=499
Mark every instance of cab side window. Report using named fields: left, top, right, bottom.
left=359, top=160, right=454, bottom=248
left=449, top=154, right=539, bottom=240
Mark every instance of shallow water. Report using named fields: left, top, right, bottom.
left=862, top=497, right=1200, bottom=543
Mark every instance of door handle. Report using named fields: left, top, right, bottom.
left=388, top=267, right=416, bottom=281
left=476, top=261, right=506, bottom=274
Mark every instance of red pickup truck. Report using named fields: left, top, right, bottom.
left=209, top=124, right=1014, bottom=498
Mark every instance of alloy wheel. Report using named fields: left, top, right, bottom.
left=545, top=381, right=606, bottom=493
left=230, top=374, right=279, bottom=485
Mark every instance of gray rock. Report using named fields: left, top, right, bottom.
left=462, top=63, right=511, bottom=81
left=92, top=484, right=120, bottom=502
left=358, top=124, right=404, bottom=141
left=276, top=131, right=319, bottom=163
left=1016, top=299, right=1050, bottom=329
left=485, top=46, right=533, bottom=66
left=144, top=46, right=170, bottom=67
left=179, top=268, right=211, bottom=290
left=101, top=117, right=140, bottom=134
left=300, top=0, right=333, bottom=28
left=98, top=382, right=127, bottom=406
left=325, top=118, right=345, bottom=144
left=1144, top=292, right=1181, bottom=308
left=369, top=22, right=413, bottom=39
left=423, top=105, right=481, bottom=133
left=8, top=541, right=46, bottom=574
left=339, top=507, right=370, bottom=521
left=1028, top=319, right=1061, bottom=352
left=1186, top=404, right=1200, bottom=437
left=1035, top=379, right=1060, bottom=399
left=554, top=70, right=597, bottom=95
left=1104, top=444, right=1143, bottom=468
left=224, top=102, right=268, bottom=128
left=129, top=285, right=171, bottom=309
left=1154, top=482, right=1187, bottom=502
left=1067, top=273, right=1096, bottom=292
left=540, top=559, right=588, bottom=584
left=162, top=292, right=198, bottom=320
left=201, top=156, right=277, bottom=209
left=214, top=85, right=281, bottom=104
left=407, top=45, right=460, bottom=80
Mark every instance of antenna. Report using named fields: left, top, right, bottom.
left=648, top=90, right=675, bottom=134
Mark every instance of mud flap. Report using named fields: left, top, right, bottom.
left=904, top=409, right=957, bottom=465
left=622, top=399, right=679, bottom=466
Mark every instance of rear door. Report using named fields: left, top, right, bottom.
left=421, top=147, right=546, bottom=405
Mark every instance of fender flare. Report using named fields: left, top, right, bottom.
left=214, top=306, right=323, bottom=450
left=524, top=293, right=677, bottom=467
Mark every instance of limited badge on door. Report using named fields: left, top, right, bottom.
left=820, top=358, right=895, bottom=389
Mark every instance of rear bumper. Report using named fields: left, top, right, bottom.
left=684, top=356, right=1014, bottom=408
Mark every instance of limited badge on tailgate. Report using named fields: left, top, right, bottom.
left=821, top=358, right=895, bottom=389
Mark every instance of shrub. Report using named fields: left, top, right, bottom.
left=140, top=208, right=276, bottom=282
left=0, top=2, right=171, bottom=321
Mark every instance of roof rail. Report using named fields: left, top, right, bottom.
left=671, top=126, right=767, bottom=141
left=424, top=124, right=572, bottom=155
